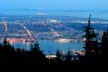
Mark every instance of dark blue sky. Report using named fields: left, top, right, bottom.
left=0, top=0, right=107, bottom=11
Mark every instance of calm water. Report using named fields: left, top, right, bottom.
left=11, top=40, right=83, bottom=54
left=39, top=40, right=83, bottom=54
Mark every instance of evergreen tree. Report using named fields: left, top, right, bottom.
left=30, top=41, right=46, bottom=64
left=82, top=15, right=99, bottom=64
left=55, top=50, right=62, bottom=63
left=101, top=30, right=108, bottom=63
left=3, top=38, right=10, bottom=46
left=101, top=30, right=108, bottom=55
left=65, top=50, right=72, bottom=64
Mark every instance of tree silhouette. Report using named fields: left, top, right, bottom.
left=55, top=50, right=62, bottom=64
left=82, top=15, right=99, bottom=64
left=100, top=29, right=108, bottom=64
left=65, top=50, right=72, bottom=64
left=30, top=41, right=46, bottom=64
left=0, top=39, right=47, bottom=64
left=101, top=30, right=108, bottom=55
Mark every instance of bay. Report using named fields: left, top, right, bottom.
left=11, top=40, right=83, bottom=54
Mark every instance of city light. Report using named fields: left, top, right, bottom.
left=56, top=39, right=71, bottom=43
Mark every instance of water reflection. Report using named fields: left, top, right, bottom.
left=0, top=38, right=83, bottom=54
left=56, top=39, right=71, bottom=43
left=38, top=40, right=83, bottom=54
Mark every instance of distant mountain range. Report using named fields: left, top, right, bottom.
left=0, top=9, right=108, bottom=19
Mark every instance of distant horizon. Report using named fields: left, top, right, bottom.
left=1, top=9, right=108, bottom=19
left=1, top=9, right=108, bottom=12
